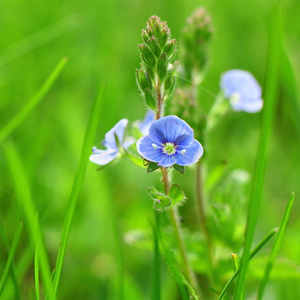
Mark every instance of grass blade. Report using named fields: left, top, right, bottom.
left=280, top=45, right=300, bottom=136
left=52, top=85, right=105, bottom=296
left=0, top=221, right=20, bottom=299
left=0, top=220, right=23, bottom=297
left=35, top=214, right=40, bottom=300
left=257, top=192, right=295, bottom=299
left=234, top=3, right=282, bottom=298
left=218, top=228, right=278, bottom=300
left=0, top=15, right=79, bottom=68
left=3, top=142, right=55, bottom=300
left=0, top=57, right=67, bottom=144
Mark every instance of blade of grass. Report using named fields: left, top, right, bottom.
left=234, top=2, right=282, bottom=299
left=52, top=84, right=105, bottom=296
left=0, top=15, right=79, bottom=68
left=0, top=220, right=23, bottom=297
left=257, top=192, right=295, bottom=299
left=2, top=241, right=34, bottom=300
left=218, top=228, right=278, bottom=300
left=280, top=45, right=300, bottom=136
left=3, top=142, right=55, bottom=300
left=0, top=57, right=67, bottom=144
left=35, top=213, right=40, bottom=300
left=0, top=221, right=20, bottom=299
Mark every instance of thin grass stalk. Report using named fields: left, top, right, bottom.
left=0, top=57, right=67, bottom=144
left=257, top=192, right=295, bottom=299
left=52, top=85, right=105, bottom=296
left=3, top=143, right=55, bottom=300
left=218, top=228, right=278, bottom=300
left=234, top=3, right=282, bottom=298
left=0, top=221, right=20, bottom=299
left=0, top=220, right=23, bottom=297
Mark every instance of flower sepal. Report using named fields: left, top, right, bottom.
left=147, top=161, right=160, bottom=173
left=173, top=164, right=186, bottom=174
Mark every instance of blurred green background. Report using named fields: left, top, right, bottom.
left=1, top=0, right=300, bottom=299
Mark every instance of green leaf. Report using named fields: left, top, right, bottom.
left=168, top=184, right=185, bottom=205
left=148, top=187, right=171, bottom=212
left=155, top=196, right=171, bottom=212
left=173, top=164, right=185, bottom=174
left=159, top=239, right=198, bottom=300
left=147, top=161, right=160, bottom=173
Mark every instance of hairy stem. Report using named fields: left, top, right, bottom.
left=161, top=167, right=200, bottom=294
left=156, top=80, right=162, bottom=119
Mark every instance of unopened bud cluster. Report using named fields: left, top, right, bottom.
left=136, top=16, right=177, bottom=110
left=181, top=8, right=213, bottom=84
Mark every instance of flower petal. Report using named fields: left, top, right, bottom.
left=149, top=115, right=194, bottom=145
left=89, top=149, right=119, bottom=165
left=103, top=119, right=128, bottom=150
left=138, top=110, right=155, bottom=135
left=231, top=97, right=263, bottom=113
left=136, top=135, right=164, bottom=162
left=175, top=140, right=203, bottom=166
left=123, top=136, right=135, bottom=149
left=221, top=70, right=261, bottom=100
left=158, top=155, right=177, bottom=167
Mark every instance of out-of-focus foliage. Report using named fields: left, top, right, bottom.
left=0, top=0, right=300, bottom=299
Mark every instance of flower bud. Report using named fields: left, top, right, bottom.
left=157, top=53, right=168, bottom=82
left=164, top=39, right=176, bottom=57
left=138, top=44, right=156, bottom=68
left=181, top=8, right=213, bottom=83
left=144, top=89, right=156, bottom=110
left=147, top=36, right=161, bottom=58
left=137, top=68, right=152, bottom=92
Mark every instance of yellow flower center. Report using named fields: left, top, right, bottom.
left=163, top=142, right=176, bottom=155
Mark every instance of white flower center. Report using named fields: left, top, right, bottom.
left=163, top=142, right=176, bottom=155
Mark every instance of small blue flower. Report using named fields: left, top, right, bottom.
left=221, top=69, right=263, bottom=113
left=90, top=119, right=134, bottom=165
left=137, top=110, right=155, bottom=135
left=137, top=115, right=203, bottom=167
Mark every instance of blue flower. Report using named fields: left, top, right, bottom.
left=137, top=110, right=155, bottom=135
left=136, top=115, right=203, bottom=167
left=90, top=119, right=134, bottom=165
left=221, top=69, right=263, bottom=113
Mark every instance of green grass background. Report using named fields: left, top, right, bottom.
left=0, top=0, right=300, bottom=299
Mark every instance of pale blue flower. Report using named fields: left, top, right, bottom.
left=138, top=110, right=155, bottom=135
left=137, top=115, right=203, bottom=167
left=90, top=119, right=134, bottom=165
left=221, top=69, right=263, bottom=113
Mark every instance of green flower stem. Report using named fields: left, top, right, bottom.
left=161, top=167, right=200, bottom=295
